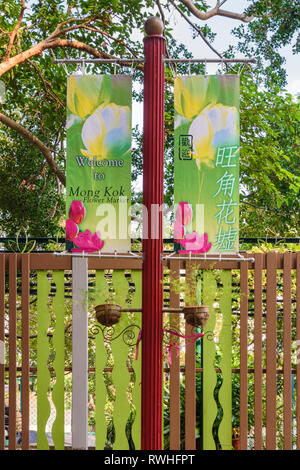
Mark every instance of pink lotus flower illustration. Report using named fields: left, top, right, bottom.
left=68, top=200, right=86, bottom=225
left=72, top=230, right=104, bottom=253
left=174, top=200, right=211, bottom=254
left=175, top=202, right=193, bottom=226
left=178, top=232, right=211, bottom=254
left=66, top=219, right=79, bottom=241
left=174, top=221, right=185, bottom=241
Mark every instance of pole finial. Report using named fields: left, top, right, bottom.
left=144, top=16, right=164, bottom=36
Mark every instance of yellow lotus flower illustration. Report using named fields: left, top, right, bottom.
left=188, top=103, right=239, bottom=168
left=81, top=103, right=131, bottom=159
left=67, top=75, right=109, bottom=119
left=175, top=76, right=209, bottom=120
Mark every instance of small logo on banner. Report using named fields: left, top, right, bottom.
left=179, top=134, right=193, bottom=160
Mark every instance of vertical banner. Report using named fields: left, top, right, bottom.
left=66, top=75, right=132, bottom=252
left=174, top=75, right=240, bottom=253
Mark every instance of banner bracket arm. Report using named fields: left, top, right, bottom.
left=163, top=57, right=256, bottom=64
left=162, top=252, right=255, bottom=263
left=53, top=57, right=256, bottom=65
left=53, top=251, right=143, bottom=259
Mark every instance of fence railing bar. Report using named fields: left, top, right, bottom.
left=0, top=254, right=5, bottom=450
left=21, top=254, right=30, bottom=450
left=254, top=253, right=263, bottom=450
left=7, top=366, right=298, bottom=374
left=1, top=236, right=299, bottom=244
left=8, top=254, right=17, bottom=450
left=266, top=252, right=277, bottom=450
left=169, top=260, right=181, bottom=450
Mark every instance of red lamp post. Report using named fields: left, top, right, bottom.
left=142, top=17, right=166, bottom=450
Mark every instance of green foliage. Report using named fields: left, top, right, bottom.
left=0, top=1, right=299, bottom=238
left=169, top=265, right=201, bottom=305
left=0, top=128, right=65, bottom=236
left=239, top=72, right=300, bottom=237
left=233, top=0, right=300, bottom=88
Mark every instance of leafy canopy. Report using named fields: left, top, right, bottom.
left=0, top=0, right=299, bottom=238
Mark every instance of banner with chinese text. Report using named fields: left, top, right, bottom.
left=66, top=75, right=132, bottom=252
left=174, top=75, right=240, bottom=253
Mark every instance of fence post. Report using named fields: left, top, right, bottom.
left=72, top=256, right=88, bottom=450
left=0, top=254, right=5, bottom=450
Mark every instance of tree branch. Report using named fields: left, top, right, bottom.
left=5, top=0, right=27, bottom=60
left=0, top=40, right=49, bottom=77
left=80, top=25, right=139, bottom=58
left=217, top=8, right=254, bottom=23
left=156, top=0, right=166, bottom=25
left=179, top=0, right=254, bottom=23
left=48, top=16, right=99, bottom=40
left=27, top=59, right=65, bottom=109
left=0, top=112, right=66, bottom=185
left=171, top=0, right=233, bottom=71
left=47, top=37, right=114, bottom=59
left=156, top=0, right=177, bottom=75
left=0, top=35, right=142, bottom=77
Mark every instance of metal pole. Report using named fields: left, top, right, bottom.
left=142, top=16, right=165, bottom=450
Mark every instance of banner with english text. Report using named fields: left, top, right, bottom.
left=66, top=75, right=132, bottom=252
left=174, top=75, right=240, bottom=254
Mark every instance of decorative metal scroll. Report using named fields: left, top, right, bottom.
left=90, top=322, right=141, bottom=346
